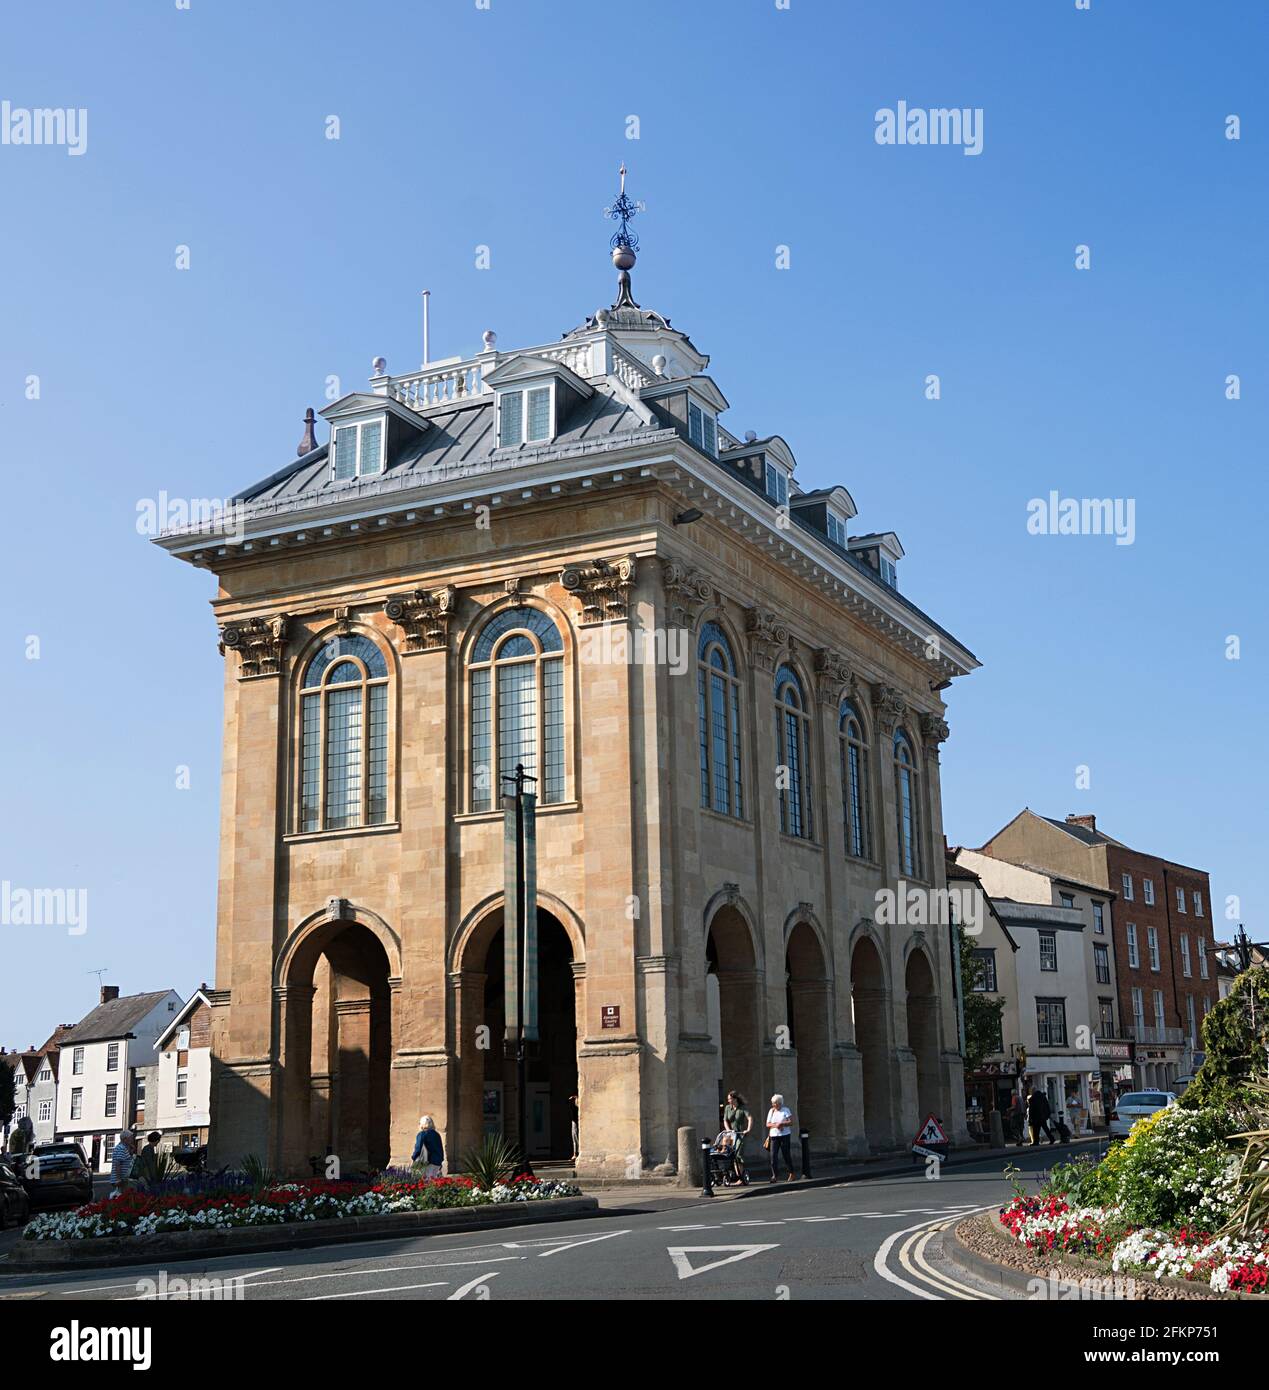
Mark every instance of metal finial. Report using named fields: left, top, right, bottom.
left=604, top=165, right=645, bottom=310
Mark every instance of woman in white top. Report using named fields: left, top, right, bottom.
left=765, top=1094, right=795, bottom=1182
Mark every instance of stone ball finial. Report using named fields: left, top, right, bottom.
left=652, top=353, right=667, bottom=375
left=372, top=355, right=387, bottom=376
left=482, top=330, right=497, bottom=352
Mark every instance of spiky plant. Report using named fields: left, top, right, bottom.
left=240, top=1153, right=276, bottom=1194
left=1222, top=1078, right=1269, bottom=1239
left=461, top=1133, right=524, bottom=1190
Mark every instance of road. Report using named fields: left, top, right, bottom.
left=0, top=1148, right=1068, bottom=1301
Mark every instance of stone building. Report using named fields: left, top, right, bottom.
left=157, top=205, right=980, bottom=1174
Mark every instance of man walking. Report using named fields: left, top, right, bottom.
left=1024, top=1088, right=1050, bottom=1146
left=109, top=1129, right=137, bottom=1196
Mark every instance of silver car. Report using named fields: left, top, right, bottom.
left=1108, top=1090, right=1177, bottom=1138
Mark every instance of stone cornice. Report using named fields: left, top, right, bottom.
left=560, top=555, right=637, bottom=624
left=219, top=613, right=289, bottom=679
left=384, top=585, right=457, bottom=653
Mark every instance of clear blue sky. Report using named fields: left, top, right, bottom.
left=2, top=1, right=1265, bottom=1046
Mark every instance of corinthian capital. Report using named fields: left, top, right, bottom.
left=919, top=712, right=950, bottom=759
left=219, top=613, right=289, bottom=678
left=744, top=606, right=790, bottom=671
left=384, top=586, right=457, bottom=653
left=560, top=555, right=636, bottom=624
left=813, top=648, right=853, bottom=705
left=661, top=559, right=714, bottom=630
left=870, top=682, right=907, bottom=735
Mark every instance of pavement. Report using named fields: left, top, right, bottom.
left=0, top=1145, right=1090, bottom=1301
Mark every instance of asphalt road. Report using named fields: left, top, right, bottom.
left=0, top=1148, right=1068, bottom=1302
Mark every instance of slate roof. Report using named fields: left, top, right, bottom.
left=236, top=388, right=652, bottom=505
left=1040, top=816, right=1120, bottom=847
left=60, top=992, right=174, bottom=1045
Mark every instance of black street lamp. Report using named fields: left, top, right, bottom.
left=502, top=763, right=537, bottom=1177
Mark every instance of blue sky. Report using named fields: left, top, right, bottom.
left=2, top=0, right=1265, bottom=1046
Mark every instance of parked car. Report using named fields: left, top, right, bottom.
left=1108, top=1090, right=1177, bottom=1138
left=0, top=1157, right=31, bottom=1229
left=20, top=1141, right=94, bottom=1208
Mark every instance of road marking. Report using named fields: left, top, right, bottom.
left=536, top=1230, right=631, bottom=1258
left=152, top=1255, right=526, bottom=1296
left=874, top=1207, right=998, bottom=1301
left=308, top=1280, right=450, bottom=1301
left=667, top=1244, right=779, bottom=1281
left=902, top=1221, right=998, bottom=1300
left=448, top=1271, right=502, bottom=1300
left=128, top=1266, right=284, bottom=1300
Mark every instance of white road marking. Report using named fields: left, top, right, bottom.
left=308, top=1280, right=450, bottom=1301
left=667, top=1244, right=779, bottom=1281
left=536, top=1230, right=630, bottom=1258
left=875, top=1206, right=998, bottom=1301
left=127, top=1266, right=284, bottom=1300
left=448, top=1270, right=502, bottom=1300
left=873, top=1219, right=946, bottom=1300
left=155, top=1255, right=526, bottom=1296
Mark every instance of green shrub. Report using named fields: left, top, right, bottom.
left=461, top=1133, right=523, bottom=1190
left=1182, top=970, right=1269, bottom=1112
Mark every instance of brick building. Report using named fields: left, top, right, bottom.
left=975, top=810, right=1217, bottom=1090
left=156, top=186, right=981, bottom=1174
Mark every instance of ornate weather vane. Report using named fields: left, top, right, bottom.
left=603, top=163, right=645, bottom=310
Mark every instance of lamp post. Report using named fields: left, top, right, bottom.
left=502, top=763, right=538, bottom=1177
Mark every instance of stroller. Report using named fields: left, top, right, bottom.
left=707, top=1130, right=750, bottom=1187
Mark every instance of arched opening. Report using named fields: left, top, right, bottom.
left=458, top=907, right=579, bottom=1161
left=705, top=906, right=762, bottom=1132
left=905, top=949, right=941, bottom=1122
left=850, top=936, right=889, bottom=1150
left=282, top=920, right=393, bottom=1174
left=785, top=923, right=832, bottom=1142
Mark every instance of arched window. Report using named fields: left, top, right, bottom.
left=775, top=664, right=813, bottom=839
left=697, top=621, right=743, bottom=817
left=469, top=606, right=565, bottom=811
left=893, top=728, right=922, bottom=877
left=299, top=634, right=389, bottom=833
left=839, top=699, right=871, bottom=859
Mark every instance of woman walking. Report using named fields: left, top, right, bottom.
left=411, top=1115, right=445, bottom=1178
left=764, top=1094, right=795, bottom=1182
left=722, top=1090, right=752, bottom=1179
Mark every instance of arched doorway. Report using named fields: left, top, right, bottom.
left=850, top=936, right=889, bottom=1150
left=457, top=907, right=579, bottom=1161
left=705, top=905, right=762, bottom=1132
left=280, top=919, right=393, bottom=1174
left=785, top=922, right=832, bottom=1142
left=905, top=948, right=941, bottom=1122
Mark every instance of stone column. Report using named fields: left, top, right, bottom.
left=450, top=969, right=487, bottom=1160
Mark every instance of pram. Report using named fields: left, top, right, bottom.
left=707, top=1130, right=751, bottom=1187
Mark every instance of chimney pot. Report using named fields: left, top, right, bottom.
left=297, top=406, right=318, bottom=457
left=101, top=985, right=119, bottom=1004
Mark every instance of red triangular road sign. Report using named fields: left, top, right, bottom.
left=913, top=1113, right=949, bottom=1147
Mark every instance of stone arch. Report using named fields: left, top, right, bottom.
left=703, top=898, right=764, bottom=1131
left=904, top=944, right=942, bottom=1123
left=455, top=591, right=577, bottom=665
left=850, top=933, right=892, bottom=1151
left=276, top=904, right=398, bottom=1175
left=451, top=893, right=584, bottom=1163
left=783, top=916, right=833, bottom=1142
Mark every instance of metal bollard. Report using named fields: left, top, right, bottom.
left=701, top=1139, right=714, bottom=1197
left=799, top=1129, right=811, bottom=1179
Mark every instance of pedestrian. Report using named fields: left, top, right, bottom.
left=568, top=1094, right=579, bottom=1164
left=722, top=1090, right=752, bottom=1177
left=1007, top=1093, right=1025, bottom=1146
left=109, top=1129, right=137, bottom=1197
left=764, top=1093, right=795, bottom=1182
left=411, top=1115, right=445, bottom=1178
left=1024, top=1088, right=1051, bottom=1146
left=132, top=1131, right=164, bottom=1189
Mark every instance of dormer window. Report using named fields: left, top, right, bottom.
left=687, top=401, right=717, bottom=457
left=498, top=386, right=553, bottom=448
left=879, top=556, right=898, bottom=589
left=765, top=462, right=789, bottom=507
left=826, top=512, right=848, bottom=548
left=331, top=418, right=384, bottom=482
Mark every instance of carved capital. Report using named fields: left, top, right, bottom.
left=560, top=555, right=637, bottom=624
left=744, top=606, right=790, bottom=671
left=661, top=559, right=714, bottom=630
left=919, top=712, right=950, bottom=759
left=219, top=613, right=289, bottom=678
left=870, top=682, right=907, bottom=736
left=325, top=896, right=353, bottom=923
left=384, top=585, right=456, bottom=652
left=813, top=647, right=852, bottom=705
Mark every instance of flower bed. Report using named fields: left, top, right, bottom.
left=998, top=1194, right=1269, bottom=1295
left=23, top=1173, right=582, bottom=1243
